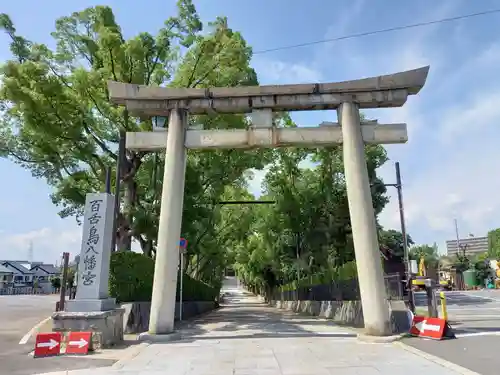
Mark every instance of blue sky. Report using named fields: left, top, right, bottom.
left=1, top=0, right=500, bottom=262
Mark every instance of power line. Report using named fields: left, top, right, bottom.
left=254, top=8, right=500, bottom=55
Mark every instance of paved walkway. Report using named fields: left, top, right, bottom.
left=39, top=282, right=481, bottom=375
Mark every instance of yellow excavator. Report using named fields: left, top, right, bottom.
left=412, top=256, right=449, bottom=290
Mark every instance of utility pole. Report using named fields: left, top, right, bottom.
left=454, top=219, right=469, bottom=257
left=58, top=252, right=70, bottom=312
left=296, top=233, right=300, bottom=285
left=379, top=162, right=414, bottom=312
left=395, top=162, right=414, bottom=312
left=454, top=219, right=461, bottom=254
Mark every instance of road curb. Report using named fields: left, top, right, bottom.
left=357, top=333, right=405, bottom=343
left=111, top=342, right=150, bottom=369
left=394, top=341, right=482, bottom=375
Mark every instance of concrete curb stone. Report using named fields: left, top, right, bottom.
left=357, top=333, right=405, bottom=343
left=111, top=342, right=150, bottom=369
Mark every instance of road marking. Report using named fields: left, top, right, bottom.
left=455, top=331, right=500, bottom=338
left=447, top=307, right=500, bottom=310
left=19, top=316, right=52, bottom=345
left=450, top=315, right=500, bottom=319
left=449, top=293, right=500, bottom=302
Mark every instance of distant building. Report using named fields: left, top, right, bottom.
left=0, top=264, right=13, bottom=288
left=446, top=236, right=488, bottom=257
left=0, top=261, right=34, bottom=286
left=30, top=264, right=61, bottom=282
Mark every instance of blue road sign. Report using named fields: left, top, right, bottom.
left=179, top=238, right=188, bottom=248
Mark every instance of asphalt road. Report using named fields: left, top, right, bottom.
left=414, top=289, right=500, bottom=334
left=0, top=294, right=115, bottom=375
left=406, top=290, right=500, bottom=375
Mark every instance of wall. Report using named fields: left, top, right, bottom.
left=121, top=301, right=218, bottom=334
left=269, top=299, right=411, bottom=334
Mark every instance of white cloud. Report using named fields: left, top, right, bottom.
left=315, top=0, right=500, bottom=252
left=0, top=227, right=81, bottom=264
left=0, top=225, right=144, bottom=264
left=439, top=89, right=500, bottom=141
left=379, top=85, right=500, bottom=250
left=401, top=146, right=500, bottom=233
left=252, top=57, right=322, bottom=84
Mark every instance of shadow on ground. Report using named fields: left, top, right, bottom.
left=169, top=290, right=356, bottom=343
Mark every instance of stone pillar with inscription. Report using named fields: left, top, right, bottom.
left=66, top=193, right=116, bottom=312
left=52, top=193, right=124, bottom=348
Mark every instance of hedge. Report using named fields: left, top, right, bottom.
left=279, top=261, right=358, bottom=292
left=109, top=251, right=219, bottom=303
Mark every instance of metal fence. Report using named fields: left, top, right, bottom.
left=271, top=278, right=360, bottom=302
left=0, top=287, right=39, bottom=295
left=270, top=273, right=405, bottom=302
left=0, top=286, right=75, bottom=296
left=384, top=273, right=404, bottom=300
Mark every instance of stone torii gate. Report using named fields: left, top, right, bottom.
left=108, top=66, right=429, bottom=337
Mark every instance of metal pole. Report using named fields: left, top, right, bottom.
left=105, top=167, right=112, bottom=194
left=179, top=249, right=184, bottom=322
left=454, top=219, right=461, bottom=254
left=425, top=279, right=439, bottom=318
left=296, top=233, right=301, bottom=303
left=395, top=162, right=414, bottom=312
left=296, top=233, right=300, bottom=285
left=58, top=252, right=69, bottom=312
left=111, top=131, right=126, bottom=252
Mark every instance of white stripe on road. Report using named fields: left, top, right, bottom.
left=447, top=293, right=500, bottom=302
left=19, top=316, right=52, bottom=345
left=456, top=331, right=500, bottom=338
left=446, top=307, right=500, bottom=310
left=450, top=315, right=500, bottom=319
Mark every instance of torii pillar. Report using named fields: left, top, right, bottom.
left=108, top=66, right=430, bottom=338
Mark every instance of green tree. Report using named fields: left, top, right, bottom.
left=0, top=3, right=202, bottom=252
left=232, top=116, right=394, bottom=292
left=379, top=229, right=414, bottom=257
left=487, top=228, right=500, bottom=259
left=472, top=252, right=491, bottom=284
left=0, top=4, right=269, bottom=287
left=51, top=277, right=61, bottom=290
left=409, top=244, right=439, bottom=269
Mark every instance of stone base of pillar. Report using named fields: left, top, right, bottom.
left=52, top=308, right=124, bottom=349
left=138, top=331, right=181, bottom=343
left=65, top=297, right=116, bottom=312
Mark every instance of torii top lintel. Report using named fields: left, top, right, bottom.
left=108, top=66, right=429, bottom=115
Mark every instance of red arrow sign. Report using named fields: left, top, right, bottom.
left=65, top=332, right=92, bottom=355
left=409, top=315, right=455, bottom=340
left=34, top=332, right=62, bottom=358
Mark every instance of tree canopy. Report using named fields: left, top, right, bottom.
left=488, top=228, right=500, bottom=260
left=0, top=2, right=408, bottom=291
